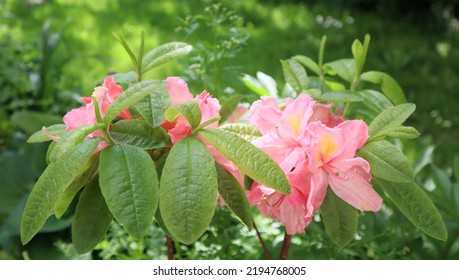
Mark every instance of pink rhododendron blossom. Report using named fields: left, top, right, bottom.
left=247, top=93, right=382, bottom=234
left=164, top=76, right=193, bottom=106
left=227, top=104, right=248, bottom=123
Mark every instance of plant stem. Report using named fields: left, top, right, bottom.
left=279, top=232, right=292, bottom=260
left=166, top=235, right=174, bottom=260
left=253, top=219, right=272, bottom=260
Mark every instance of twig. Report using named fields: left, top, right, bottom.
left=253, top=219, right=272, bottom=260
left=279, top=232, right=292, bottom=260
left=166, top=235, right=174, bottom=260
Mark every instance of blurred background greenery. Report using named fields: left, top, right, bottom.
left=1, top=0, right=459, bottom=260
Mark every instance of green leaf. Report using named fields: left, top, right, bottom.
left=292, top=55, right=320, bottom=76
left=27, top=124, right=66, bottom=143
left=50, top=123, right=105, bottom=163
left=54, top=154, right=100, bottom=219
left=351, top=34, right=370, bottom=77
left=256, top=71, right=279, bottom=97
left=360, top=71, right=407, bottom=105
left=323, top=59, right=355, bottom=83
left=370, top=126, right=420, bottom=142
left=113, top=32, right=138, bottom=71
left=358, top=90, right=393, bottom=114
left=316, top=91, right=363, bottom=103
left=321, top=188, right=358, bottom=247
left=215, top=164, right=253, bottom=229
left=165, top=100, right=202, bottom=129
left=110, top=119, right=170, bottom=149
left=11, top=111, right=62, bottom=134
left=219, top=94, right=243, bottom=124
left=21, top=138, right=100, bottom=245
left=131, top=88, right=171, bottom=128
left=219, top=123, right=262, bottom=142
left=159, top=137, right=218, bottom=244
left=199, top=129, right=290, bottom=194
left=454, top=155, right=459, bottom=181
left=368, top=103, right=416, bottom=138
left=240, top=73, right=270, bottom=96
left=281, top=59, right=308, bottom=93
left=357, top=140, right=414, bottom=183
left=142, top=42, right=193, bottom=73
left=103, top=80, right=165, bottom=124
left=111, top=71, right=137, bottom=85
left=72, top=177, right=113, bottom=254
left=154, top=208, right=171, bottom=237
left=375, top=178, right=448, bottom=241
left=99, top=144, right=159, bottom=239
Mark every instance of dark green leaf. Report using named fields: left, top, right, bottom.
left=199, top=129, right=290, bottom=194
left=219, top=123, right=262, bottom=142
left=316, top=91, right=363, bottom=103
left=215, top=164, right=253, bottom=229
left=21, top=138, right=100, bottom=245
left=368, top=103, right=416, bottom=139
left=282, top=59, right=308, bottom=93
left=27, top=124, right=67, bottom=143
left=360, top=71, right=407, bottom=105
left=321, top=188, right=358, bottom=247
left=103, top=80, right=165, bottom=124
left=142, top=42, right=192, bottom=73
left=323, top=59, right=355, bottom=83
left=72, top=177, right=113, bottom=254
left=131, top=88, right=171, bottom=128
left=219, top=94, right=243, bottom=124
left=375, top=178, right=447, bottom=241
left=110, top=119, right=170, bottom=149
left=54, top=154, right=100, bottom=219
left=358, top=90, right=393, bottom=114
left=99, top=145, right=159, bottom=239
left=159, top=137, right=218, bottom=244
left=357, top=140, right=414, bottom=183
left=165, top=100, right=202, bottom=129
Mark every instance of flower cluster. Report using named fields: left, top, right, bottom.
left=247, top=94, right=382, bottom=235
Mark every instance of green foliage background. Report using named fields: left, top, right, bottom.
left=1, top=0, right=459, bottom=259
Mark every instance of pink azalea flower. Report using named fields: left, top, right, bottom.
left=307, top=120, right=382, bottom=212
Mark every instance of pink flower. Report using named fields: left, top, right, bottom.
left=307, top=120, right=382, bottom=212
left=164, top=76, right=193, bottom=106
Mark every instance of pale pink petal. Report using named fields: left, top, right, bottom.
left=227, top=104, right=248, bottom=123
left=335, top=120, right=369, bottom=158
left=328, top=157, right=382, bottom=212
left=63, top=106, right=96, bottom=131
left=279, top=200, right=307, bottom=235
left=165, top=76, right=193, bottom=106
left=306, top=122, right=346, bottom=169
left=196, top=90, right=221, bottom=128
left=305, top=169, right=328, bottom=222
left=103, top=76, right=123, bottom=98
left=277, top=94, right=315, bottom=139
left=248, top=96, right=282, bottom=134
left=167, top=115, right=193, bottom=144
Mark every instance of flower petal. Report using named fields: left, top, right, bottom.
left=165, top=76, right=194, bottom=106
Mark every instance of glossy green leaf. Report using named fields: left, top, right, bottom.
left=165, top=100, right=202, bottom=129
left=21, top=138, right=100, bottom=245
left=358, top=90, right=393, bottom=114
left=159, top=137, right=218, bottom=244
left=27, top=124, right=66, bottom=143
left=99, top=144, right=159, bottom=239
left=142, top=42, right=192, bottom=73
left=131, top=88, right=171, bottom=128
left=368, top=103, right=416, bottom=138
left=215, top=164, right=253, bottom=229
left=370, top=126, right=420, bottom=142
left=375, top=178, right=447, bottom=241
left=292, top=55, right=320, bottom=75
left=323, top=59, right=355, bottom=83
left=54, top=154, right=100, bottom=219
left=199, top=129, right=290, bottom=194
left=360, top=71, right=407, bottom=105
left=357, top=140, right=414, bottom=183
left=219, top=94, right=243, bottom=124
left=281, top=59, right=308, bottom=93
left=219, top=123, right=262, bottom=142
left=316, top=91, right=363, bottom=103
left=110, top=119, right=170, bottom=149
left=72, top=177, right=113, bottom=254
left=321, top=188, right=358, bottom=247
left=103, top=80, right=165, bottom=124
left=50, top=123, right=105, bottom=162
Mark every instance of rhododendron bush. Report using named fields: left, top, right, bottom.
left=21, top=33, right=447, bottom=258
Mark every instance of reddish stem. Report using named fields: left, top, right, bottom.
left=253, top=220, right=272, bottom=260
left=166, top=235, right=174, bottom=260
left=279, top=232, right=292, bottom=260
